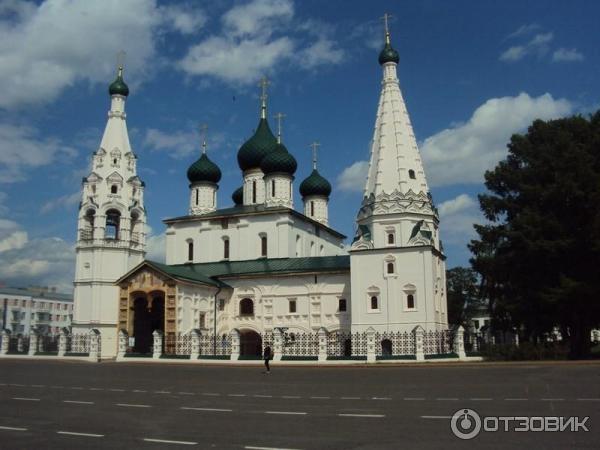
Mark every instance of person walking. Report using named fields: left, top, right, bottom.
left=263, top=344, right=272, bottom=373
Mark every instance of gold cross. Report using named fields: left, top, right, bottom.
left=273, top=112, right=286, bottom=143
left=199, top=123, right=208, bottom=154
left=309, top=141, right=321, bottom=169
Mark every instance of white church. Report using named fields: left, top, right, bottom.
left=71, top=25, right=448, bottom=359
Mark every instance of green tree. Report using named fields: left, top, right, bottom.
left=469, top=112, right=600, bottom=358
left=446, top=267, right=482, bottom=327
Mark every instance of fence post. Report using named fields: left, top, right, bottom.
left=17, top=334, right=24, bottom=353
left=472, top=331, right=480, bottom=352
left=454, top=326, right=466, bottom=359
left=366, top=327, right=376, bottom=363
left=1, top=329, right=10, bottom=355
left=513, top=330, right=520, bottom=347
left=28, top=329, right=39, bottom=356
left=592, top=330, right=599, bottom=343
left=88, top=329, right=101, bottom=362
left=318, top=327, right=328, bottom=362
left=230, top=329, right=240, bottom=361
left=413, top=325, right=425, bottom=361
left=58, top=328, right=68, bottom=357
left=116, top=329, right=128, bottom=360
left=273, top=328, right=283, bottom=361
left=152, top=329, right=163, bottom=359
left=190, top=329, right=201, bottom=359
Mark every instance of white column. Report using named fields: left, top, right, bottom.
left=318, top=327, right=327, bottom=362
left=273, top=328, right=283, bottom=361
left=230, top=329, right=240, bottom=360
left=58, top=329, right=68, bottom=357
left=152, top=330, right=163, bottom=359
left=190, top=329, right=201, bottom=359
left=454, top=325, right=466, bottom=359
left=366, top=327, right=376, bottom=363
left=117, top=329, right=128, bottom=360
left=0, top=329, right=10, bottom=355
left=28, top=330, right=39, bottom=356
left=413, top=325, right=424, bottom=361
left=88, top=329, right=101, bottom=362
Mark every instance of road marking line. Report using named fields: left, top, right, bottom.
left=469, top=398, right=492, bottom=401
left=421, top=415, right=452, bottom=419
left=143, top=438, right=197, bottom=445
left=181, top=407, right=232, bottom=412
left=155, top=391, right=171, bottom=394
left=71, top=387, right=84, bottom=390
left=253, top=395, right=272, bottom=398
left=436, top=398, right=459, bottom=401
left=0, top=426, right=27, bottom=431
left=0, top=383, right=6, bottom=386
left=341, top=397, right=360, bottom=400
left=57, top=431, right=104, bottom=437
left=541, top=398, right=564, bottom=401
left=63, top=400, right=94, bottom=405
left=245, top=446, right=302, bottom=450
left=109, top=388, right=125, bottom=392
left=116, top=403, right=151, bottom=408
left=372, top=397, right=392, bottom=400
left=201, top=393, right=220, bottom=396
left=10, top=383, right=24, bottom=387
left=51, top=386, right=64, bottom=389
left=309, top=396, right=330, bottom=399
left=504, top=398, right=528, bottom=401
left=228, top=394, right=246, bottom=397
left=12, top=397, right=40, bottom=401
left=404, top=397, right=425, bottom=401
left=577, top=398, right=600, bottom=401
left=177, top=392, right=195, bottom=395
left=133, top=389, right=147, bottom=393
left=282, top=396, right=300, bottom=399
left=265, top=411, right=307, bottom=415
left=31, top=384, right=45, bottom=388
left=89, top=388, right=103, bottom=391
left=338, top=414, right=385, bottom=418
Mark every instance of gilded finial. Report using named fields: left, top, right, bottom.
left=116, top=50, right=126, bottom=76
left=309, top=141, right=321, bottom=170
left=274, top=112, right=286, bottom=144
left=259, top=76, right=270, bottom=119
left=381, top=13, right=392, bottom=44
left=199, top=123, right=208, bottom=154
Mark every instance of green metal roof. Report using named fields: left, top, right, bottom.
left=260, top=142, right=297, bottom=175
left=237, top=118, right=278, bottom=171
left=109, top=69, right=129, bottom=97
left=378, top=42, right=399, bottom=65
left=299, top=169, right=332, bottom=198
left=232, top=186, right=243, bottom=205
left=163, top=204, right=346, bottom=239
left=187, top=153, right=222, bottom=184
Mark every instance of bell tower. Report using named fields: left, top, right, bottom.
left=72, top=61, right=146, bottom=357
left=349, top=15, right=447, bottom=333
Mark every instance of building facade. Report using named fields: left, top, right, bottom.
left=74, top=28, right=448, bottom=358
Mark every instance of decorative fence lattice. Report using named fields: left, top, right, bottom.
left=40, top=334, right=59, bottom=353
left=8, top=335, right=30, bottom=353
left=375, top=331, right=415, bottom=356
left=282, top=331, right=318, bottom=357
left=423, top=330, right=453, bottom=355
left=326, top=331, right=353, bottom=357
left=69, top=334, right=90, bottom=354
left=199, top=333, right=231, bottom=356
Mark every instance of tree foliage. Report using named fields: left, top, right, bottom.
left=446, top=267, right=483, bottom=327
left=469, top=111, right=600, bottom=358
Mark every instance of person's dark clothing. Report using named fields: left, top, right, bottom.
left=264, top=346, right=272, bottom=372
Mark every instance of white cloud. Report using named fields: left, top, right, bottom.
left=420, top=93, right=572, bottom=187
left=499, top=32, right=553, bottom=62
left=0, top=123, right=76, bottom=183
left=160, top=4, right=206, bottom=35
left=438, top=194, right=482, bottom=246
left=505, top=23, right=541, bottom=40
left=552, top=47, right=584, bottom=62
left=146, top=233, right=166, bottom=263
left=0, top=0, right=204, bottom=109
left=179, top=35, right=294, bottom=84
left=222, top=0, right=293, bottom=37
left=337, top=161, right=369, bottom=193
left=0, top=230, right=28, bottom=252
left=299, top=37, right=345, bottom=69
left=40, top=192, right=80, bottom=214
left=143, top=128, right=198, bottom=159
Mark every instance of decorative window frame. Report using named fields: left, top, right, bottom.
left=383, top=254, right=397, bottom=278
left=186, top=238, right=194, bottom=262
left=222, top=235, right=230, bottom=260
left=238, top=297, right=255, bottom=316
left=385, top=227, right=396, bottom=247
left=367, top=286, right=381, bottom=314
left=337, top=297, right=348, bottom=313
left=403, top=283, right=417, bottom=312
left=288, top=298, right=298, bottom=315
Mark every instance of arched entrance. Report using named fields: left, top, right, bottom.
left=132, top=291, right=165, bottom=354
left=381, top=339, right=392, bottom=356
left=240, top=329, right=262, bottom=357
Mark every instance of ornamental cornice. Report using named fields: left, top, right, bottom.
left=357, top=189, right=438, bottom=220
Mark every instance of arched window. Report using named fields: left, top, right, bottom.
left=310, top=201, right=315, bottom=217
left=187, top=240, right=194, bottom=261
left=260, top=235, right=267, bottom=257
left=320, top=245, right=324, bottom=256
left=387, top=262, right=394, bottom=274
left=223, top=238, right=230, bottom=259
left=310, top=241, right=315, bottom=256
left=105, top=209, right=121, bottom=239
left=408, top=169, right=416, bottom=179
left=381, top=339, right=392, bottom=356
left=295, top=235, right=301, bottom=257
left=240, top=298, right=254, bottom=316
left=407, top=294, right=415, bottom=309
left=271, top=179, right=276, bottom=197
left=195, top=189, right=199, bottom=206
left=387, top=233, right=395, bottom=245
left=111, top=185, right=118, bottom=194
left=370, top=296, right=378, bottom=310
left=252, top=180, right=257, bottom=203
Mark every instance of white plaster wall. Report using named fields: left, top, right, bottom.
left=264, top=174, right=293, bottom=208
left=243, top=169, right=266, bottom=205
left=303, top=195, right=329, bottom=226
left=189, top=183, right=217, bottom=215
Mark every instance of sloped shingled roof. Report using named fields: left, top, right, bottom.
left=120, top=256, right=350, bottom=288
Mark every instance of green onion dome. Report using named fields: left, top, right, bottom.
left=232, top=186, right=243, bottom=205
left=237, top=118, right=278, bottom=171
left=378, top=42, right=399, bottom=65
left=299, top=169, right=331, bottom=198
left=260, top=142, right=297, bottom=175
left=109, top=68, right=129, bottom=96
left=187, top=153, right=222, bottom=184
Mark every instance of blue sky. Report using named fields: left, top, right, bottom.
left=1, top=0, right=598, bottom=292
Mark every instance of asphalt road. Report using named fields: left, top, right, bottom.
left=0, top=359, right=598, bottom=449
